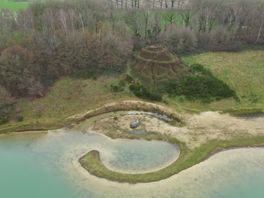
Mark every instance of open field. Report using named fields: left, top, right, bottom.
left=168, top=48, right=264, bottom=113
left=0, top=0, right=28, bottom=10
left=183, top=49, right=264, bottom=102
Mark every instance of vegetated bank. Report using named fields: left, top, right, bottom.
left=79, top=124, right=264, bottom=183
left=0, top=98, right=183, bottom=134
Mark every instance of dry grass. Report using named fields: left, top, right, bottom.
left=0, top=76, right=134, bottom=133
left=19, top=76, right=135, bottom=121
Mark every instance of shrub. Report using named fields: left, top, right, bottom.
left=110, top=82, right=125, bottom=92
left=189, top=64, right=212, bottom=76
left=164, top=64, right=236, bottom=101
left=0, top=86, right=12, bottom=102
left=124, top=74, right=134, bottom=84
left=15, top=115, right=24, bottom=122
left=0, top=86, right=15, bottom=124
left=0, top=115, right=8, bottom=125
left=129, top=83, right=162, bottom=101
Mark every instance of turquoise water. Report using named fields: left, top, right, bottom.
left=0, top=130, right=264, bottom=198
left=0, top=133, right=84, bottom=198
left=205, top=148, right=264, bottom=198
left=0, top=130, right=179, bottom=198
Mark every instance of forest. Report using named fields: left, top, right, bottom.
left=0, top=0, right=264, bottom=124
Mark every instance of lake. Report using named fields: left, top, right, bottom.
left=0, top=129, right=264, bottom=198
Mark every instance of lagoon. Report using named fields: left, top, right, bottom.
left=0, top=130, right=264, bottom=198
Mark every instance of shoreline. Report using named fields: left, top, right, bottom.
left=72, top=146, right=264, bottom=186
left=0, top=130, right=48, bottom=138
left=0, top=100, right=184, bottom=134
left=1, top=100, right=264, bottom=183
left=78, top=133, right=264, bottom=183
left=78, top=144, right=180, bottom=175
left=1, top=122, right=264, bottom=184
left=1, top=99, right=263, bottom=135
left=65, top=147, right=264, bottom=198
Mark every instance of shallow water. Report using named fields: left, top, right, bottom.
left=0, top=130, right=179, bottom=198
left=1, top=130, right=264, bottom=198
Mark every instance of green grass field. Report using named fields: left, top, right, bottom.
left=168, top=49, right=264, bottom=113
left=0, top=0, right=28, bottom=11
left=184, top=50, right=264, bottom=101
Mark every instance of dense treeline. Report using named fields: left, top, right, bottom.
left=0, top=0, right=133, bottom=97
left=159, top=0, right=264, bottom=52
left=0, top=86, right=15, bottom=124
left=109, top=0, right=187, bottom=9
left=0, top=0, right=263, bottom=98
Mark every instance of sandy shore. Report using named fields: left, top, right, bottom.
left=79, top=110, right=264, bottom=149
left=67, top=147, right=264, bottom=198
left=2, top=100, right=264, bottom=149
left=66, top=129, right=180, bottom=174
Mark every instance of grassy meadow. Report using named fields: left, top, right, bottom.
left=166, top=49, right=264, bottom=113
